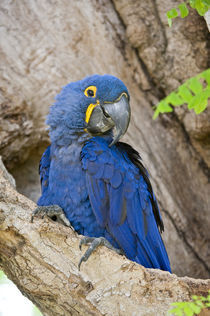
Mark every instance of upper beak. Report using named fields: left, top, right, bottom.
left=86, top=94, right=130, bottom=146
left=103, top=94, right=130, bottom=146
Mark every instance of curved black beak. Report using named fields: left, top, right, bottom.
left=86, top=94, right=130, bottom=146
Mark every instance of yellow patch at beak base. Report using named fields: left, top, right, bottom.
left=85, top=100, right=100, bottom=123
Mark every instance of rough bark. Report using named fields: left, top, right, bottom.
left=0, top=0, right=209, bottom=283
left=0, top=161, right=209, bottom=316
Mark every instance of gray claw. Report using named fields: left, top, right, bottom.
left=79, top=237, right=95, bottom=251
left=31, top=205, right=72, bottom=228
left=78, top=236, right=123, bottom=270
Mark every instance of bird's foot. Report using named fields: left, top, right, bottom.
left=78, top=236, right=123, bottom=270
left=31, top=205, right=72, bottom=228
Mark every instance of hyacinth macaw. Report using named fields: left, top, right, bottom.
left=32, top=74, right=171, bottom=272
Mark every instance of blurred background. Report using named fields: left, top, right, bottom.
left=0, top=0, right=209, bottom=315
left=0, top=271, right=42, bottom=316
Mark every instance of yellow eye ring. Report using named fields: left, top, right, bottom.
left=84, top=86, right=97, bottom=98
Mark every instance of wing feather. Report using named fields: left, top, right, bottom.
left=82, top=138, right=171, bottom=272
left=39, top=145, right=51, bottom=193
left=37, top=145, right=51, bottom=205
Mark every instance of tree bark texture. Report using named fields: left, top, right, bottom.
left=0, top=161, right=209, bottom=316
left=0, top=0, right=209, bottom=284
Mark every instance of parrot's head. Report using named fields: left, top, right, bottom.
left=47, top=74, right=130, bottom=146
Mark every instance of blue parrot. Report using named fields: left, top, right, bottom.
left=33, top=74, right=171, bottom=272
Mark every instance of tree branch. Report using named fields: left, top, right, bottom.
left=0, top=160, right=209, bottom=315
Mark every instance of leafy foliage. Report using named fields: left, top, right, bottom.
left=167, top=0, right=210, bottom=27
left=168, top=291, right=210, bottom=316
left=153, top=69, right=210, bottom=119
left=189, top=0, right=210, bottom=15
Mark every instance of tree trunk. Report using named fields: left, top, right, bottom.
left=0, top=0, right=209, bottom=309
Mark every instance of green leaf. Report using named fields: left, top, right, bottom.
left=199, top=295, right=209, bottom=302
left=183, top=305, right=195, bottom=316
left=168, top=18, right=173, bottom=27
left=178, top=3, right=189, bottom=18
left=168, top=307, right=184, bottom=316
left=194, top=100, right=208, bottom=115
left=189, top=0, right=209, bottom=15
left=189, top=0, right=196, bottom=8
left=166, top=8, right=178, bottom=27
left=153, top=70, right=210, bottom=118
left=201, top=69, right=210, bottom=86
left=153, top=108, right=160, bottom=119
left=202, top=0, right=210, bottom=5
left=157, top=100, right=173, bottom=113
left=178, top=85, right=193, bottom=103
left=153, top=100, right=173, bottom=119
left=188, top=303, right=202, bottom=314
left=168, top=290, right=210, bottom=316
left=193, top=89, right=210, bottom=113
left=196, top=6, right=209, bottom=16
left=188, top=77, right=203, bottom=94
left=193, top=299, right=205, bottom=308
left=171, top=302, right=187, bottom=308
left=167, top=8, right=178, bottom=18
left=193, top=0, right=209, bottom=15
left=166, top=1, right=209, bottom=26
left=188, top=94, right=200, bottom=109
left=166, top=92, right=183, bottom=106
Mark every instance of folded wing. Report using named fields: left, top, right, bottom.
left=81, top=138, right=171, bottom=272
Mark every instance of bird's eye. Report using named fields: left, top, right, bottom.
left=87, top=89, right=94, bottom=97
left=84, top=85, right=97, bottom=98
